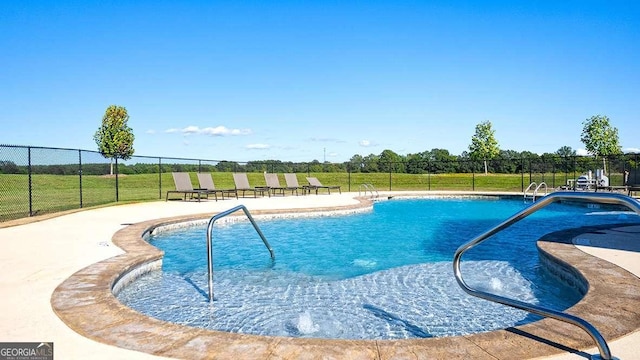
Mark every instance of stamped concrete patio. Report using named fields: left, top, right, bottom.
left=1, top=191, right=639, bottom=359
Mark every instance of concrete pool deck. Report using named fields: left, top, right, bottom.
left=0, top=191, right=639, bottom=359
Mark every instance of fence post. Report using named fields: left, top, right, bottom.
left=388, top=164, right=392, bottom=191
left=348, top=165, right=351, bottom=192
left=79, top=150, right=83, bottom=208
left=520, top=157, right=524, bottom=192
left=428, top=161, right=431, bottom=191
left=472, top=161, right=475, bottom=191
left=28, top=147, right=33, bottom=216
left=115, top=158, right=119, bottom=202
left=158, top=157, right=162, bottom=199
left=573, top=156, right=577, bottom=191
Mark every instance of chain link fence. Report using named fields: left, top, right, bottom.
left=1, top=144, right=638, bottom=222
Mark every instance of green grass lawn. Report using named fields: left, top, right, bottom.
left=2, top=171, right=618, bottom=222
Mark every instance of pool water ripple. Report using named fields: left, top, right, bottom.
left=118, top=261, right=539, bottom=339
left=116, top=198, right=640, bottom=340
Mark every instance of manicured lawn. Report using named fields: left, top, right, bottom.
left=1, top=171, right=605, bottom=222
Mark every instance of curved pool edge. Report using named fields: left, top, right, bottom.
left=50, top=195, right=640, bottom=360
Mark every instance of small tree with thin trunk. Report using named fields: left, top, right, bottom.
left=469, top=120, right=500, bottom=175
left=580, top=115, right=621, bottom=173
left=94, top=105, right=135, bottom=175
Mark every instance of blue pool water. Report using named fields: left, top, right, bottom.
left=117, top=197, right=640, bottom=339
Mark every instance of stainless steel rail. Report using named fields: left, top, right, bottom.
left=206, top=205, right=275, bottom=303
left=524, top=181, right=547, bottom=202
left=524, top=182, right=538, bottom=202
left=453, top=192, right=640, bottom=360
left=534, top=182, right=548, bottom=200
left=358, top=183, right=379, bottom=199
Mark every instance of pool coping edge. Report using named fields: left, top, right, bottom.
left=50, top=195, right=640, bottom=360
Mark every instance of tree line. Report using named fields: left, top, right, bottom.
left=1, top=150, right=636, bottom=176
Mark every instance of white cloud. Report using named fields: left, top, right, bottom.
left=164, top=125, right=251, bottom=136
left=182, top=125, right=201, bottom=134
left=246, top=143, right=270, bottom=150
left=359, top=139, right=379, bottom=147
left=576, top=148, right=590, bottom=156
left=145, top=129, right=156, bottom=134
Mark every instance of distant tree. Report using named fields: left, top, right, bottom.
left=492, top=150, right=520, bottom=173
left=308, top=159, right=324, bottom=172
left=0, top=160, right=20, bottom=174
left=405, top=152, right=428, bottom=174
left=348, top=154, right=365, bottom=173
left=215, top=161, right=239, bottom=172
left=555, top=146, right=577, bottom=158
left=429, top=148, right=458, bottom=173
left=361, top=154, right=380, bottom=173
left=378, top=149, right=403, bottom=173
left=457, top=151, right=473, bottom=173
left=580, top=115, right=622, bottom=173
left=553, top=146, right=577, bottom=173
left=468, top=120, right=500, bottom=175
left=93, top=105, right=135, bottom=175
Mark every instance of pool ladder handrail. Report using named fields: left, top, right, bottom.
left=524, top=181, right=548, bottom=202
left=453, top=192, right=640, bottom=360
left=358, top=183, right=379, bottom=199
left=206, top=205, right=275, bottom=303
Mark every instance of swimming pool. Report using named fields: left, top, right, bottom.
left=116, top=197, right=640, bottom=340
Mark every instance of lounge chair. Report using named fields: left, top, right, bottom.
left=284, top=173, right=308, bottom=195
left=263, top=173, right=288, bottom=196
left=197, top=173, right=238, bottom=200
left=232, top=173, right=270, bottom=198
left=166, top=172, right=209, bottom=202
left=306, top=177, right=341, bottom=195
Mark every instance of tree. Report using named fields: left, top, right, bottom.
left=378, top=149, right=403, bottom=173
left=553, top=146, right=577, bottom=173
left=347, top=154, right=365, bottom=173
left=405, top=152, right=427, bottom=174
left=580, top=115, right=622, bottom=173
left=468, top=120, right=500, bottom=175
left=361, top=154, right=380, bottom=173
left=94, top=105, right=135, bottom=175
left=429, top=148, right=458, bottom=173
left=555, top=146, right=576, bottom=158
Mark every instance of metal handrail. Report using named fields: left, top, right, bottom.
left=453, top=192, right=640, bottom=360
left=533, top=182, right=548, bottom=201
left=206, top=205, right=275, bottom=303
left=358, top=183, right=379, bottom=199
left=524, top=182, right=537, bottom=202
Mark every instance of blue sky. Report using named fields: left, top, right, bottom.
left=1, top=1, right=638, bottom=162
